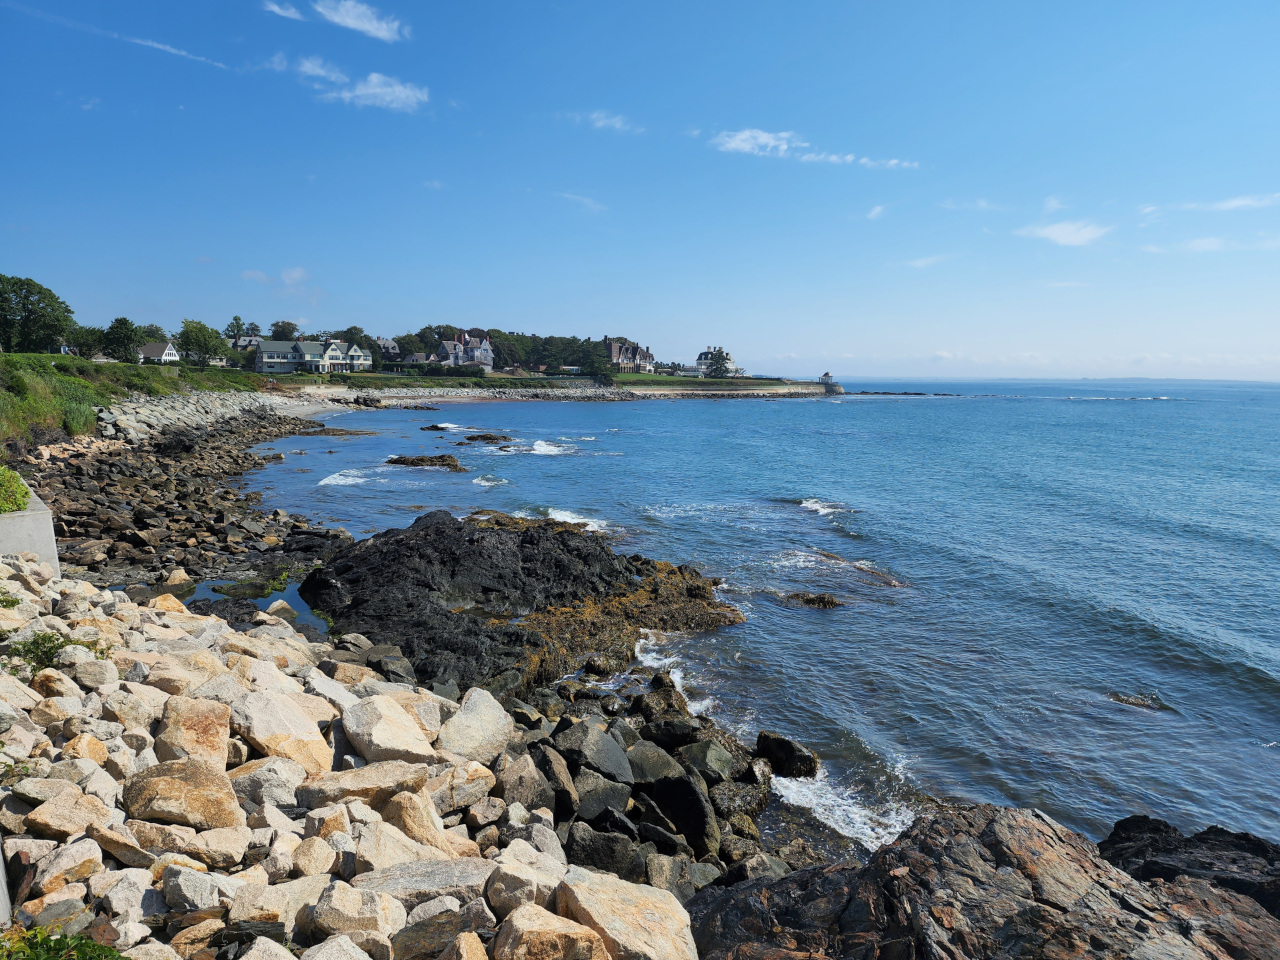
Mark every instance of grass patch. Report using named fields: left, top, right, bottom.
left=0, top=354, right=269, bottom=445
left=0, top=465, right=30, bottom=513
left=0, top=927, right=124, bottom=960
left=4, top=632, right=109, bottom=673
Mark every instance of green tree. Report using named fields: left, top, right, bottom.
left=0, top=274, right=75, bottom=353
left=269, top=320, right=299, bottom=341
left=65, top=321, right=104, bottom=358
left=705, top=348, right=731, bottom=379
left=137, top=323, right=169, bottom=343
left=103, top=317, right=144, bottom=363
left=224, top=315, right=246, bottom=340
left=175, top=319, right=227, bottom=369
left=393, top=333, right=425, bottom=357
left=245, top=321, right=262, bottom=337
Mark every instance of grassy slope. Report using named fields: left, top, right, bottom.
left=0, top=354, right=266, bottom=445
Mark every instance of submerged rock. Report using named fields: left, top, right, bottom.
left=386, top=455, right=467, bottom=472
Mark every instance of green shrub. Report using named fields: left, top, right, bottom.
left=62, top=402, right=97, bottom=435
left=0, top=926, right=124, bottom=960
left=0, top=466, right=30, bottom=513
left=5, top=632, right=107, bottom=672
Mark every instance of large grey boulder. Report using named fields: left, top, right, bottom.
left=351, top=858, right=498, bottom=910
left=296, top=761, right=434, bottom=809
left=434, top=689, right=513, bottom=765
left=553, top=721, right=634, bottom=784
left=231, top=691, right=333, bottom=777
left=228, top=756, right=309, bottom=808
left=343, top=696, right=438, bottom=764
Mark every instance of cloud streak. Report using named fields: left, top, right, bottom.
left=712, top=129, right=916, bottom=168
left=567, top=110, right=642, bottom=133
left=557, top=193, right=606, bottom=213
left=263, top=1, right=305, bottom=20
left=1016, top=221, right=1111, bottom=246
left=312, top=0, right=408, bottom=41
left=1182, top=193, right=1280, bottom=212
left=3, top=3, right=227, bottom=67
left=320, top=73, right=429, bottom=111
left=296, top=55, right=348, bottom=85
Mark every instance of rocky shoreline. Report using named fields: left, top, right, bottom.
left=2, top=391, right=1279, bottom=959
left=321, top=383, right=839, bottom=406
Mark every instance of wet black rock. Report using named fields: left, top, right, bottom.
left=553, top=720, right=634, bottom=785
left=565, top=822, right=645, bottom=883
left=627, top=740, right=684, bottom=785
left=755, top=730, right=819, bottom=778
left=653, top=774, right=720, bottom=860
left=299, top=509, right=643, bottom=690
left=1100, top=814, right=1280, bottom=919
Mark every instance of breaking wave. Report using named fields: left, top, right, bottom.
left=514, top=507, right=610, bottom=532
left=472, top=474, right=508, bottom=488
left=771, top=766, right=916, bottom=851
left=318, top=469, right=368, bottom=486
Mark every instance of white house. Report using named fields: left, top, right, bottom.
left=695, top=346, right=745, bottom=377
left=138, top=342, right=181, bottom=364
left=435, top=333, right=495, bottom=372
left=254, top=339, right=373, bottom=374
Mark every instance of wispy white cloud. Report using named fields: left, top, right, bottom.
left=569, top=110, right=641, bottom=133
left=80, top=97, right=100, bottom=111
left=423, top=180, right=443, bottom=190
left=557, top=193, right=606, bottom=214
left=908, top=254, right=952, bottom=268
left=321, top=73, right=429, bottom=111
left=941, top=198, right=1003, bottom=211
left=1185, top=237, right=1225, bottom=252
left=800, top=151, right=856, bottom=164
left=867, top=205, right=885, bottom=220
left=297, top=55, right=347, bottom=84
left=1043, top=196, right=1066, bottom=212
left=281, top=267, right=308, bottom=286
left=242, top=270, right=271, bottom=283
left=711, top=129, right=916, bottom=168
left=0, top=5, right=227, bottom=68
left=1016, top=221, right=1111, bottom=247
left=712, top=129, right=807, bottom=157
left=1182, top=193, right=1280, bottom=212
left=263, top=1, right=305, bottom=20
left=262, top=52, right=289, bottom=71
left=858, top=157, right=918, bottom=169
left=312, top=0, right=407, bottom=42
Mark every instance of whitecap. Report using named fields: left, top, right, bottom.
left=800, top=498, right=844, bottom=516
left=531, top=440, right=575, bottom=455
left=435, top=422, right=462, bottom=429
left=472, top=474, right=508, bottom=488
left=771, top=766, right=916, bottom=850
left=318, top=469, right=368, bottom=487
left=513, top=507, right=610, bottom=532
left=559, top=436, right=598, bottom=441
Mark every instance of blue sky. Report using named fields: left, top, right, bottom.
left=2, top=1, right=1278, bottom=378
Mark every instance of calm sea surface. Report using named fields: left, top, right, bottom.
left=250, top=380, right=1280, bottom=847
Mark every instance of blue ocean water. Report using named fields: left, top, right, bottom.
left=251, top=380, right=1280, bottom=847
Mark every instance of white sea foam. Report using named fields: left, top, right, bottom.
left=472, top=474, right=508, bottom=488
left=513, top=507, right=609, bottom=532
left=531, top=440, right=574, bottom=455
left=435, top=422, right=462, bottom=429
left=318, top=469, right=368, bottom=486
left=559, top=436, right=597, bottom=441
left=772, top=766, right=916, bottom=851
left=800, top=498, right=844, bottom=515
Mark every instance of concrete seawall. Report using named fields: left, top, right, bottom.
left=0, top=479, right=60, bottom=575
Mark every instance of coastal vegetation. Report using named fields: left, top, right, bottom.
left=0, top=464, right=31, bottom=512
left=0, top=353, right=263, bottom=445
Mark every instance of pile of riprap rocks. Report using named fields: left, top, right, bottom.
left=0, top=553, right=701, bottom=960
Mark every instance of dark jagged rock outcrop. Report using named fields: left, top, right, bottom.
left=300, top=510, right=741, bottom=692
left=1100, top=814, right=1280, bottom=919
left=386, top=454, right=467, bottom=471
left=688, top=804, right=1280, bottom=959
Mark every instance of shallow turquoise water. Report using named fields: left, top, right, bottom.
left=250, top=379, right=1280, bottom=846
